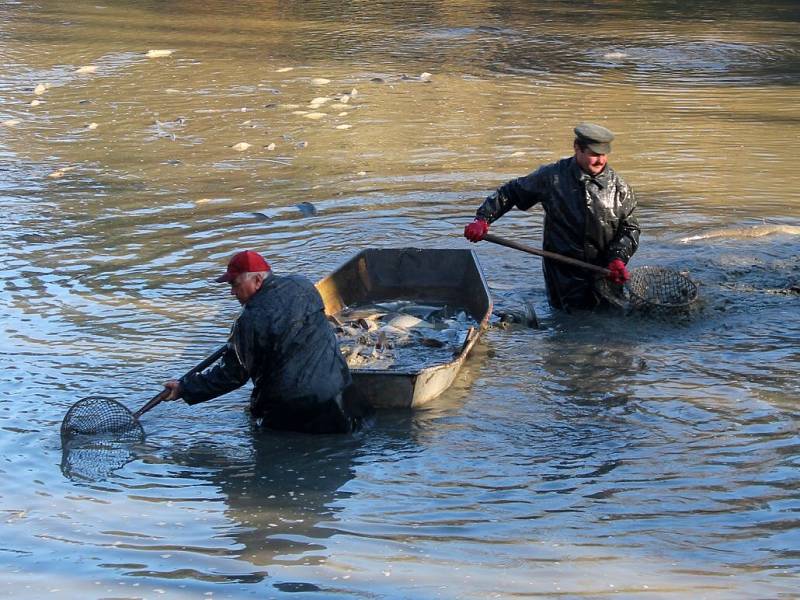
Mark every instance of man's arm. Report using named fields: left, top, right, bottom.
left=178, top=342, right=249, bottom=405
left=476, top=169, right=548, bottom=223
left=607, top=183, right=640, bottom=263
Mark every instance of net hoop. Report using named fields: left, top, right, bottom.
left=627, top=266, right=698, bottom=310
left=598, top=266, right=698, bottom=315
left=61, top=396, right=144, bottom=441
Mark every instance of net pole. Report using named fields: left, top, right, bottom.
left=132, top=344, right=227, bottom=419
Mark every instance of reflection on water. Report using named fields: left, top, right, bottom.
left=1, top=0, right=799, bottom=598
left=161, top=431, right=361, bottom=582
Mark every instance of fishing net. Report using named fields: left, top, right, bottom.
left=598, top=266, right=698, bottom=315
left=60, top=397, right=144, bottom=481
left=60, top=397, right=144, bottom=442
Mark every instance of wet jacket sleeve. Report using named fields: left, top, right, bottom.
left=606, top=181, right=640, bottom=263
left=180, top=341, right=249, bottom=405
left=475, top=167, right=550, bottom=223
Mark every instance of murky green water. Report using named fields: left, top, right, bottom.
left=1, top=1, right=799, bottom=598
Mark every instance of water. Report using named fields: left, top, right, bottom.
left=1, top=1, right=799, bottom=598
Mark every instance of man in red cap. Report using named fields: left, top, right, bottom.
left=164, top=250, right=369, bottom=433
left=463, top=122, right=640, bottom=312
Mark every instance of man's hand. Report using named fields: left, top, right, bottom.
left=606, top=258, right=630, bottom=285
left=163, top=379, right=183, bottom=401
left=464, top=219, right=489, bottom=243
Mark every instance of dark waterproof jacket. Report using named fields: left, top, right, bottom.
left=477, top=156, right=640, bottom=310
left=180, top=273, right=352, bottom=431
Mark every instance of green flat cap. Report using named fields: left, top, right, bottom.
left=574, top=122, right=615, bottom=154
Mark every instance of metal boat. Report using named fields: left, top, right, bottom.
left=316, top=248, right=492, bottom=408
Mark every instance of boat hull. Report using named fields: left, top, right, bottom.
left=316, top=248, right=492, bottom=408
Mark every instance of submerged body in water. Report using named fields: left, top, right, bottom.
left=678, top=223, right=800, bottom=243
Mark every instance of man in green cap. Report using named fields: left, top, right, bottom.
left=463, top=122, right=640, bottom=311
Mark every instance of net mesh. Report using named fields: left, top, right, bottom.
left=627, top=266, right=698, bottom=310
left=598, top=266, right=698, bottom=315
left=60, top=397, right=144, bottom=441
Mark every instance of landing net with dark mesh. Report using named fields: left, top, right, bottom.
left=60, top=397, right=144, bottom=441
left=598, top=266, right=698, bottom=315
left=627, top=266, right=698, bottom=310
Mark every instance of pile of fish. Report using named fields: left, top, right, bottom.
left=329, top=300, right=477, bottom=371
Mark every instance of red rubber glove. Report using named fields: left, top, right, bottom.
left=464, top=219, right=489, bottom=242
left=607, top=258, right=630, bottom=285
